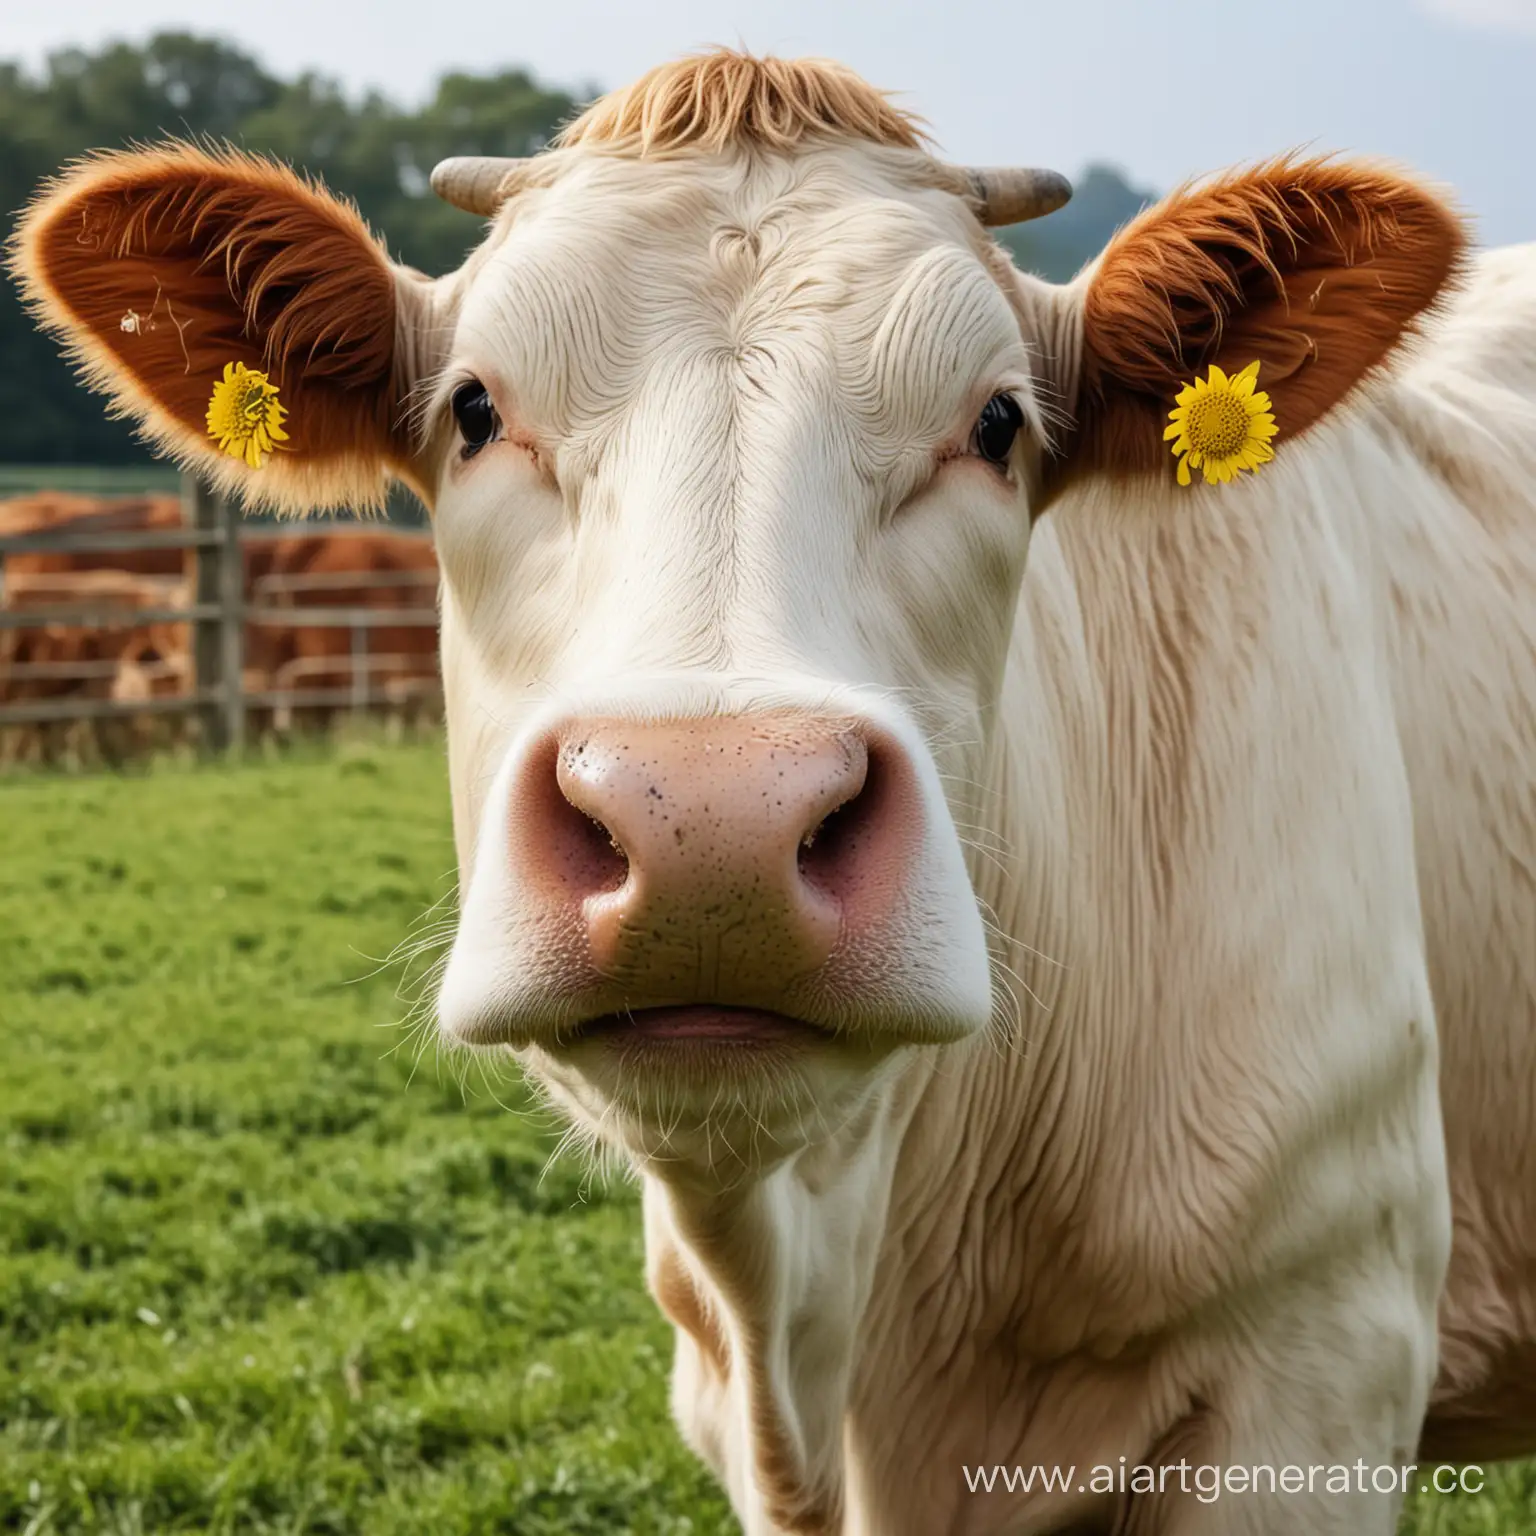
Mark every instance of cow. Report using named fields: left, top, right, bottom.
left=0, top=492, right=187, bottom=587
left=0, top=568, right=189, bottom=763
left=12, top=50, right=1534, bottom=1535
left=1, top=494, right=440, bottom=741
left=244, top=526, right=439, bottom=729
left=0, top=490, right=179, bottom=541
left=0, top=494, right=190, bottom=760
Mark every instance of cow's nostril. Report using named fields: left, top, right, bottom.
left=573, top=808, right=629, bottom=889
left=797, top=741, right=883, bottom=900
left=529, top=739, right=630, bottom=897
left=556, top=805, right=628, bottom=894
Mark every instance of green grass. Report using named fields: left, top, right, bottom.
left=0, top=739, right=1530, bottom=1533
left=0, top=739, right=732, bottom=1535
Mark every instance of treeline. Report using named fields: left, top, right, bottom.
left=0, top=33, right=1153, bottom=466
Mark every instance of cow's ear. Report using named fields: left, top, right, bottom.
left=1056, top=157, right=1466, bottom=481
left=9, top=143, right=434, bottom=513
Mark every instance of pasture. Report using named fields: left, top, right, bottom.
left=1, top=739, right=1531, bottom=1534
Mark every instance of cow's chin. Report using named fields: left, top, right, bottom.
left=518, top=1016, right=909, bottom=1178
left=437, top=926, right=995, bottom=1178
left=438, top=960, right=991, bottom=1176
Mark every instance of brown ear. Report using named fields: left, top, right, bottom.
left=1064, top=156, right=1466, bottom=479
left=9, top=143, right=426, bottom=512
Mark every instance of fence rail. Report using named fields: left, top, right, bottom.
left=0, top=691, right=221, bottom=727
left=0, top=604, right=223, bottom=629
left=0, top=526, right=227, bottom=555
left=0, top=473, right=440, bottom=745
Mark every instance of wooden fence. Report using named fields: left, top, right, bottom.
left=0, top=474, right=439, bottom=748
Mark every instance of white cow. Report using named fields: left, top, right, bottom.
left=15, top=51, right=1535, bottom=1535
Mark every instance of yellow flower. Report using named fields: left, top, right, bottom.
left=1163, top=360, right=1278, bottom=487
left=206, top=361, right=289, bottom=470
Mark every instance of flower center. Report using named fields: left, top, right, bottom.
left=1186, top=392, right=1250, bottom=457
left=239, top=384, right=268, bottom=424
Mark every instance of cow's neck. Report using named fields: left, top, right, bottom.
left=639, top=1055, right=934, bottom=1536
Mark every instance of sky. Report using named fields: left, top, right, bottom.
left=8, top=0, right=1536, bottom=245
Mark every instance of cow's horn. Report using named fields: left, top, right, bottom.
left=429, top=156, right=526, bottom=216
left=963, top=168, right=1073, bottom=226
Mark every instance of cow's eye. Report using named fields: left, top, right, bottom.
left=972, top=393, right=1024, bottom=467
left=452, top=380, right=500, bottom=457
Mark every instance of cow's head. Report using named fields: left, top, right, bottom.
left=13, top=52, right=1463, bottom=1177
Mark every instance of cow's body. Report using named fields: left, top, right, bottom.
left=13, top=52, right=1534, bottom=1534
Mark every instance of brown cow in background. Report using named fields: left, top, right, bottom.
left=0, top=492, right=440, bottom=761
left=243, top=526, right=439, bottom=729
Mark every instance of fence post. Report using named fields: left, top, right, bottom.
left=186, top=472, right=245, bottom=753
left=350, top=615, right=369, bottom=715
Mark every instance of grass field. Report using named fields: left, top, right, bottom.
left=2, top=739, right=1532, bottom=1534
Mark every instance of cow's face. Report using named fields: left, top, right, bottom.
left=15, top=59, right=1460, bottom=1175
left=427, top=147, right=1040, bottom=1160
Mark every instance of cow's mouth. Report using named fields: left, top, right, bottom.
left=566, top=1005, right=833, bottom=1048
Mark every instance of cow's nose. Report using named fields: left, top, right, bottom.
left=512, top=716, right=911, bottom=994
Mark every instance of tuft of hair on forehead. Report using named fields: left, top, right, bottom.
left=556, top=49, right=929, bottom=158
